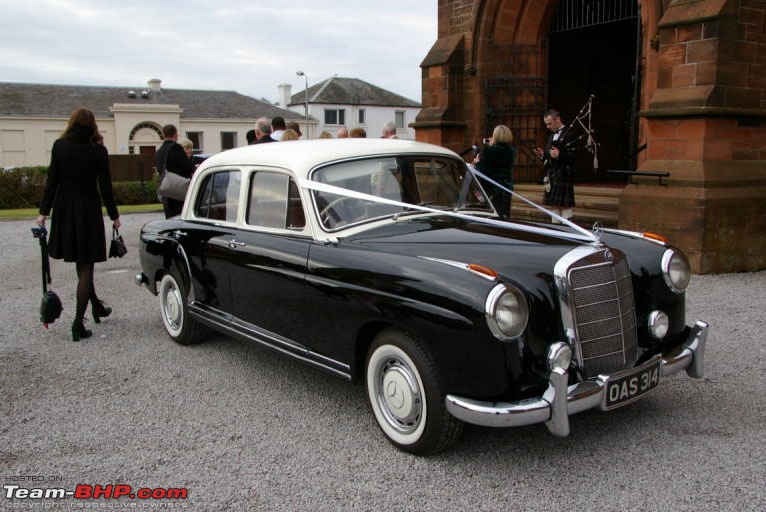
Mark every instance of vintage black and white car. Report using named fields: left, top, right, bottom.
left=137, top=139, right=708, bottom=455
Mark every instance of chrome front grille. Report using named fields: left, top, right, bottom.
left=560, top=249, right=637, bottom=379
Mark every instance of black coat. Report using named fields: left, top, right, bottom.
left=475, top=142, right=516, bottom=189
left=39, top=127, right=119, bottom=263
left=155, top=140, right=193, bottom=179
left=156, top=140, right=194, bottom=217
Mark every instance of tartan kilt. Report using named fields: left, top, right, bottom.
left=543, top=177, right=575, bottom=208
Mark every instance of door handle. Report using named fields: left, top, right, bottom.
left=228, top=239, right=246, bottom=248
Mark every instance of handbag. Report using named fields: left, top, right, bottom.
left=109, top=226, right=128, bottom=258
left=158, top=170, right=190, bottom=201
left=32, top=226, right=63, bottom=328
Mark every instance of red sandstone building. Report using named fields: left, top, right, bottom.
left=414, top=0, right=765, bottom=273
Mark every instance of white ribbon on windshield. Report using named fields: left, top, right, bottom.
left=467, top=165, right=597, bottom=242
left=299, top=177, right=597, bottom=243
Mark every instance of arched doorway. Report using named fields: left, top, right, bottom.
left=547, top=0, right=641, bottom=182
left=129, top=122, right=163, bottom=157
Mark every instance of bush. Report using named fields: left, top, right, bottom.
left=112, top=176, right=161, bottom=205
left=0, top=166, right=160, bottom=209
left=0, top=166, right=48, bottom=209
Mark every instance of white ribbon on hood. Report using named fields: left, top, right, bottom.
left=299, top=175, right=598, bottom=244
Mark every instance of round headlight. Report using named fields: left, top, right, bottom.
left=485, top=284, right=529, bottom=340
left=662, top=248, right=691, bottom=293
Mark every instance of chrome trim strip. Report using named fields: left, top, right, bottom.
left=445, top=321, right=708, bottom=434
left=187, top=304, right=352, bottom=380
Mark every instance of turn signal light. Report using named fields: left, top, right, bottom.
left=642, top=232, right=668, bottom=244
left=468, top=264, right=498, bottom=278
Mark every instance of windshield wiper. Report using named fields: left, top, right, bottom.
left=392, top=203, right=448, bottom=221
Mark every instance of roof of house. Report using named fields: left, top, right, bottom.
left=0, top=81, right=300, bottom=119
left=290, top=77, right=420, bottom=108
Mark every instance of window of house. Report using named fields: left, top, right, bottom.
left=186, top=132, right=203, bottom=154
left=247, top=172, right=305, bottom=230
left=358, top=109, right=366, bottom=125
left=395, top=111, right=406, bottom=130
left=324, top=109, right=346, bottom=126
left=221, top=132, right=237, bottom=150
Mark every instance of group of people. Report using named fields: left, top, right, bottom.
left=34, top=106, right=575, bottom=343
left=317, top=121, right=398, bottom=140
left=474, top=108, right=576, bottom=222
left=246, top=116, right=303, bottom=144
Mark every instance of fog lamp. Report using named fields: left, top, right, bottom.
left=648, top=310, right=669, bottom=339
left=547, top=342, right=572, bottom=372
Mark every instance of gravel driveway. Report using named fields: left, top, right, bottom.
left=1, top=213, right=764, bottom=511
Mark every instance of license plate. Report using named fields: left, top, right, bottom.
left=604, top=359, right=661, bottom=410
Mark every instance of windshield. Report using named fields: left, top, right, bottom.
left=312, top=155, right=492, bottom=230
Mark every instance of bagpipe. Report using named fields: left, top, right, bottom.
left=560, top=94, right=600, bottom=171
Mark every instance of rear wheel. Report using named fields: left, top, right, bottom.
left=365, top=329, right=463, bottom=455
left=158, top=272, right=205, bottom=345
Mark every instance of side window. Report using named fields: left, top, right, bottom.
left=247, top=172, right=305, bottom=230
left=194, top=170, right=241, bottom=222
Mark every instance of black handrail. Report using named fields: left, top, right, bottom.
left=606, top=169, right=669, bottom=186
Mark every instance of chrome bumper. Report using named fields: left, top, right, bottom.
left=445, top=320, right=708, bottom=437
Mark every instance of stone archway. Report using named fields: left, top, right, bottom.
left=128, top=122, right=163, bottom=155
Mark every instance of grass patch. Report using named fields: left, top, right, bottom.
left=0, top=203, right=163, bottom=220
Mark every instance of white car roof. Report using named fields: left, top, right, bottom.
left=196, top=138, right=460, bottom=177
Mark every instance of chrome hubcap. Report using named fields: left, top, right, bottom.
left=162, top=281, right=182, bottom=330
left=377, top=359, right=422, bottom=434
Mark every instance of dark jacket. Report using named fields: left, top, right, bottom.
left=543, top=127, right=576, bottom=181
left=252, top=135, right=276, bottom=144
left=155, top=140, right=194, bottom=179
left=475, top=142, right=516, bottom=189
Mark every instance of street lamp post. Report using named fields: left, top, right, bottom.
left=296, top=71, right=309, bottom=139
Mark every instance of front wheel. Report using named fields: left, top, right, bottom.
left=365, top=329, right=463, bottom=455
left=158, top=273, right=205, bottom=345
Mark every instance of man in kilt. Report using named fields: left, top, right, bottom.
left=534, top=109, right=576, bottom=223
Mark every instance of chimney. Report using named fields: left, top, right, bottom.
left=147, top=78, right=162, bottom=94
left=278, top=83, right=292, bottom=107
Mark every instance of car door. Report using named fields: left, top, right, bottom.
left=227, top=169, right=312, bottom=347
left=183, top=168, right=242, bottom=314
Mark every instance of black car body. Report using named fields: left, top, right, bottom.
left=137, top=139, right=708, bottom=454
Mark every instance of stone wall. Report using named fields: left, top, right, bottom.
left=416, top=0, right=766, bottom=273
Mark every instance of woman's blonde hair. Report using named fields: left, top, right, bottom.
left=280, top=129, right=300, bottom=141
left=179, top=138, right=194, bottom=149
left=491, top=125, right=513, bottom=145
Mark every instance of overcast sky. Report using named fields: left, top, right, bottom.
left=0, top=1, right=437, bottom=104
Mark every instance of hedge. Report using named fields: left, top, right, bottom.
left=0, top=166, right=160, bottom=209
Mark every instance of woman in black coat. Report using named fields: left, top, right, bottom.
left=36, top=108, right=121, bottom=341
left=474, top=125, right=517, bottom=219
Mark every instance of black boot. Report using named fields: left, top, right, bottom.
left=91, top=300, right=112, bottom=324
left=71, top=319, right=92, bottom=342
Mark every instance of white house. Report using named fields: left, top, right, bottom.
left=278, top=77, right=421, bottom=139
left=0, top=79, right=310, bottom=167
